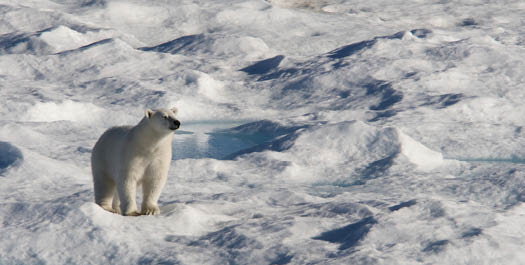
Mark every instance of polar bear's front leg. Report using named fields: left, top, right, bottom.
left=141, top=162, right=169, bottom=215
left=117, top=178, right=140, bottom=216
left=112, top=191, right=121, bottom=214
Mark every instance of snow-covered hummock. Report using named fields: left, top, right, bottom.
left=2, top=0, right=525, bottom=264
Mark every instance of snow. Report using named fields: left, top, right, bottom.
left=24, top=100, right=105, bottom=124
left=2, top=0, right=525, bottom=264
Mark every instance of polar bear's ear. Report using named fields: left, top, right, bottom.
left=145, top=109, right=155, bottom=119
left=171, top=107, right=178, bottom=115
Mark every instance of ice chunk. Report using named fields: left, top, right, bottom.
left=398, top=130, right=444, bottom=171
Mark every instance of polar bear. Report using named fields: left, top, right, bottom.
left=91, top=107, right=180, bottom=216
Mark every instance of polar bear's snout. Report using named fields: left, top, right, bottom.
left=170, top=119, right=181, bottom=130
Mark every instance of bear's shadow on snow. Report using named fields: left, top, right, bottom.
left=0, top=141, right=23, bottom=175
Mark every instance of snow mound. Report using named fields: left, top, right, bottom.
left=277, top=121, right=401, bottom=183
left=236, top=120, right=445, bottom=183
left=39, top=26, right=116, bottom=53
left=0, top=26, right=117, bottom=55
left=24, top=100, right=104, bottom=124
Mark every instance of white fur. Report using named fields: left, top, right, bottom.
left=91, top=107, right=180, bottom=216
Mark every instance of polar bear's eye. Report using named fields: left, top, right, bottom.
left=163, top=115, right=168, bottom=119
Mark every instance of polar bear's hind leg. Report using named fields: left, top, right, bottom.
left=93, top=170, right=117, bottom=213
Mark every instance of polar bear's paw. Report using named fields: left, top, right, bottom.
left=123, top=210, right=141, bottom=216
left=99, top=204, right=119, bottom=214
left=141, top=205, right=160, bottom=215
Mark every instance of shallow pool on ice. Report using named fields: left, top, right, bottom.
left=172, top=121, right=263, bottom=160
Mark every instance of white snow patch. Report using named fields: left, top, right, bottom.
left=197, top=72, right=228, bottom=103
left=39, top=26, right=87, bottom=52
left=24, top=100, right=104, bottom=124
left=162, top=203, right=237, bottom=236
left=213, top=36, right=274, bottom=61
left=451, top=97, right=525, bottom=124
left=105, top=2, right=170, bottom=26
left=173, top=98, right=235, bottom=121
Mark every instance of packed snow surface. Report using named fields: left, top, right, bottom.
left=2, top=0, right=525, bottom=264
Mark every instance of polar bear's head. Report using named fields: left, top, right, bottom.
left=145, top=107, right=180, bottom=133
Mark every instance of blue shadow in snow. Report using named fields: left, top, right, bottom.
left=258, top=67, right=302, bottom=81
left=240, top=55, right=285, bottom=75
left=138, top=255, right=178, bottom=265
left=460, top=18, right=478, bottom=27
left=422, top=240, right=449, bottom=253
left=223, top=132, right=300, bottom=160
left=191, top=225, right=259, bottom=249
left=352, top=153, right=398, bottom=184
left=237, top=29, right=432, bottom=82
left=256, top=29, right=431, bottom=81
left=269, top=253, right=294, bottom=265
left=312, top=216, right=377, bottom=250
left=80, top=0, right=106, bottom=7
left=139, top=34, right=205, bottom=54
left=368, top=110, right=398, bottom=122
left=364, top=79, right=403, bottom=111
left=410, top=28, right=432, bottom=38
left=420, top=93, right=464, bottom=109
left=461, top=228, right=482, bottom=238
left=388, top=199, right=417, bottom=212
left=327, top=39, right=377, bottom=59
left=326, top=29, right=431, bottom=59
left=0, top=141, right=23, bottom=175
left=436, top=93, right=463, bottom=108
left=0, top=33, right=33, bottom=53
left=361, top=153, right=397, bottom=179
left=56, top=38, right=114, bottom=56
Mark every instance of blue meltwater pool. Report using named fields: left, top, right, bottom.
left=171, top=121, right=261, bottom=160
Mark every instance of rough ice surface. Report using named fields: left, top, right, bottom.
left=2, top=0, right=525, bottom=264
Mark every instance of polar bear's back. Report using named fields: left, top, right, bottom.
left=91, top=125, right=133, bottom=179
